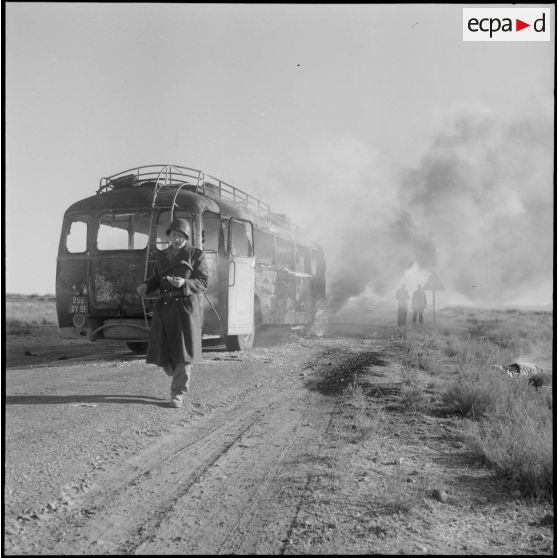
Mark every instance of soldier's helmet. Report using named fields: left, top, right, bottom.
left=166, top=218, right=191, bottom=239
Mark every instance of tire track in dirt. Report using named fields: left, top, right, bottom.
left=204, top=400, right=317, bottom=555
left=10, top=378, right=309, bottom=554
left=3, top=366, right=267, bottom=538
left=6, top=341, right=386, bottom=556
left=139, top=347, right=371, bottom=554
left=147, top=389, right=338, bottom=555
left=278, top=405, right=340, bottom=556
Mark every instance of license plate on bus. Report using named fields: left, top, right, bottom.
left=69, top=295, right=88, bottom=314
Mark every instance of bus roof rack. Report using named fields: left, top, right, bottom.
left=98, top=165, right=203, bottom=194
left=97, top=164, right=301, bottom=236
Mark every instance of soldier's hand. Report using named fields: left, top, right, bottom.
left=136, top=282, right=148, bottom=297
left=167, top=276, right=185, bottom=288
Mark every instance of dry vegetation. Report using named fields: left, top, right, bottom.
left=5, top=294, right=123, bottom=368
left=6, top=294, right=58, bottom=335
left=395, top=306, right=554, bottom=500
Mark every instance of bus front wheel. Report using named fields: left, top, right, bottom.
left=225, top=298, right=261, bottom=351
left=225, top=330, right=255, bottom=351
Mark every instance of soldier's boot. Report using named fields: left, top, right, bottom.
left=169, top=363, right=191, bottom=408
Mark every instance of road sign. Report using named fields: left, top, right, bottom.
left=423, top=272, right=445, bottom=323
left=424, top=272, right=445, bottom=291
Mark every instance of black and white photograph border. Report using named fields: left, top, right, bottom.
left=4, top=3, right=555, bottom=555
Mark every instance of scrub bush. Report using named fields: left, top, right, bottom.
left=397, top=307, right=553, bottom=499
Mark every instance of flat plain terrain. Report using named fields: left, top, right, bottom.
left=4, top=295, right=555, bottom=554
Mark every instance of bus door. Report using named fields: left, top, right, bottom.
left=201, top=211, right=223, bottom=335
left=227, top=219, right=255, bottom=334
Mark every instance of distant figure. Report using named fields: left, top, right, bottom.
left=395, top=284, right=409, bottom=326
left=411, top=284, right=427, bottom=325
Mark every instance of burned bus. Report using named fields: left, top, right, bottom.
left=56, top=164, right=326, bottom=352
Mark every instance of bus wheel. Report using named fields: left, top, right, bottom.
left=225, top=298, right=260, bottom=351
left=126, top=341, right=148, bottom=354
left=225, top=331, right=255, bottom=351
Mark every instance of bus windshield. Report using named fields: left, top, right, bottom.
left=96, top=212, right=150, bottom=251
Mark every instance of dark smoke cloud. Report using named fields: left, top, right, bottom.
left=253, top=103, right=553, bottom=312
left=326, top=211, right=438, bottom=312
left=400, top=106, right=553, bottom=304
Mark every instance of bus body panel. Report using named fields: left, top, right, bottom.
left=275, top=268, right=296, bottom=323
left=273, top=270, right=314, bottom=325
left=295, top=273, right=313, bottom=324
left=56, top=255, right=92, bottom=338
left=254, top=266, right=277, bottom=324
left=90, top=252, right=145, bottom=312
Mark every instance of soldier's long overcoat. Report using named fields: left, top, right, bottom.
left=144, top=245, right=209, bottom=369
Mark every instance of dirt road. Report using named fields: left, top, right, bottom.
left=4, top=325, right=554, bottom=555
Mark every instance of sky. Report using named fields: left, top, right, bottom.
left=5, top=3, right=555, bottom=309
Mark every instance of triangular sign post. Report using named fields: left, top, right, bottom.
left=423, top=272, right=445, bottom=323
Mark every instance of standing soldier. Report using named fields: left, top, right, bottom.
left=395, top=284, right=409, bottom=326
left=411, top=284, right=427, bottom=325
left=136, top=218, right=209, bottom=408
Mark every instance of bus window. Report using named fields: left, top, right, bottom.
left=254, top=229, right=275, bottom=265
left=202, top=211, right=220, bottom=252
left=276, top=237, right=294, bottom=270
left=310, top=249, right=318, bottom=275
left=295, top=244, right=310, bottom=273
left=230, top=220, right=253, bottom=257
left=97, top=212, right=150, bottom=251
left=66, top=217, right=88, bottom=253
left=156, top=211, right=192, bottom=251
left=222, top=217, right=229, bottom=254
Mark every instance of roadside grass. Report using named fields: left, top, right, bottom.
left=399, top=367, right=428, bottom=414
left=374, top=462, right=430, bottom=516
left=345, top=381, right=386, bottom=443
left=462, top=401, right=553, bottom=496
left=393, top=307, right=554, bottom=500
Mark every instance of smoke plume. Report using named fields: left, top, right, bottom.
left=253, top=103, right=554, bottom=312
